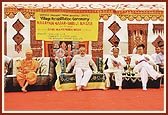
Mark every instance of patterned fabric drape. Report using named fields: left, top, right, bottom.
left=108, top=21, right=121, bottom=46
left=12, top=19, right=25, bottom=53
left=127, top=24, right=148, bottom=54
left=92, top=22, right=103, bottom=59
left=117, top=10, right=164, bottom=21
left=153, top=24, right=164, bottom=34
left=4, top=7, right=164, bottom=21
left=30, top=20, right=42, bottom=57
left=152, top=35, right=164, bottom=47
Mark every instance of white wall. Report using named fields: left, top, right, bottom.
left=100, top=14, right=165, bottom=55
left=4, top=12, right=34, bottom=58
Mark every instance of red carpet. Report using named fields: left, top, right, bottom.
left=4, top=87, right=164, bottom=111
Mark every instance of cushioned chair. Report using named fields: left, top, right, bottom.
left=55, top=57, right=106, bottom=91
left=4, top=57, right=57, bottom=92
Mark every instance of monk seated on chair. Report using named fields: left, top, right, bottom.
left=16, top=49, right=39, bottom=92
left=65, top=47, right=98, bottom=91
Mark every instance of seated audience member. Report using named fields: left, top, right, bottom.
left=4, top=55, right=11, bottom=75
left=130, top=44, right=163, bottom=90
left=66, top=47, right=97, bottom=91
left=4, top=55, right=11, bottom=64
left=156, top=44, right=164, bottom=74
left=156, top=44, right=164, bottom=84
left=104, top=47, right=126, bottom=90
left=151, top=47, right=161, bottom=63
left=16, top=49, right=39, bottom=92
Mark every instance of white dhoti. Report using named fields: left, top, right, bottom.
left=104, top=69, right=122, bottom=88
left=133, top=61, right=159, bottom=88
left=75, top=67, right=92, bottom=87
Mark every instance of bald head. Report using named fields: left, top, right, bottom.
left=79, top=47, right=86, bottom=57
left=112, top=47, right=119, bottom=58
left=25, top=49, right=33, bottom=60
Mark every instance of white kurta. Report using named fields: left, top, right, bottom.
left=151, top=53, right=158, bottom=63
left=104, top=55, right=126, bottom=87
left=130, top=54, right=159, bottom=89
left=66, top=55, right=97, bottom=87
left=155, top=52, right=164, bottom=65
left=4, top=55, right=11, bottom=64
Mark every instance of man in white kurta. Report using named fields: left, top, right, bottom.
left=155, top=44, right=164, bottom=74
left=156, top=44, right=164, bottom=84
left=104, top=47, right=126, bottom=90
left=151, top=47, right=161, bottom=63
left=130, top=44, right=163, bottom=90
left=4, top=55, right=11, bottom=75
left=66, top=47, right=97, bottom=91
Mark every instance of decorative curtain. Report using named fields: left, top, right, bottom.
left=108, top=21, right=121, bottom=46
left=30, top=20, right=42, bottom=57
left=127, top=24, right=148, bottom=54
left=152, top=35, right=164, bottom=47
left=92, top=22, right=103, bottom=59
left=117, top=10, right=164, bottom=21
left=4, top=7, right=164, bottom=21
left=12, top=19, right=25, bottom=53
left=153, top=24, right=164, bottom=34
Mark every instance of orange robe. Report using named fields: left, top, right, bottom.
left=16, top=59, right=39, bottom=87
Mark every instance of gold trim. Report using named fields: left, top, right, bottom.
left=4, top=7, right=164, bottom=21
left=55, top=81, right=106, bottom=91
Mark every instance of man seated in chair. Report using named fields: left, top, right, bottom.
left=151, top=46, right=161, bottom=63
left=66, top=47, right=97, bottom=91
left=130, top=44, right=163, bottom=91
left=16, top=49, right=39, bottom=92
left=156, top=43, right=164, bottom=74
left=156, top=43, right=164, bottom=84
left=4, top=55, right=11, bottom=75
left=104, top=47, right=126, bottom=90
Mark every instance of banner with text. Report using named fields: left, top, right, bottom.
left=35, top=12, right=99, bottom=41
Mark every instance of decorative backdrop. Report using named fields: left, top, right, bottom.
left=4, top=3, right=164, bottom=21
